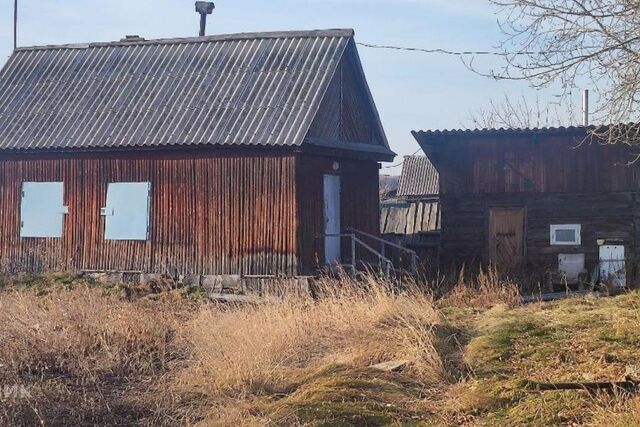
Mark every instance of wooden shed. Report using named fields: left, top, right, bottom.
left=380, top=156, right=440, bottom=266
left=413, top=127, right=640, bottom=287
left=0, top=29, right=394, bottom=277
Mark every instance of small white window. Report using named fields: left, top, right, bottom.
left=101, top=182, right=151, bottom=240
left=550, top=224, right=581, bottom=245
left=20, top=182, right=68, bottom=238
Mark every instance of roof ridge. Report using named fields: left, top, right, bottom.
left=14, top=29, right=355, bottom=52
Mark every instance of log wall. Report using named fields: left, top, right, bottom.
left=440, top=192, right=637, bottom=280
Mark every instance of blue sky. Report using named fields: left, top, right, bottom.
left=0, top=0, right=582, bottom=173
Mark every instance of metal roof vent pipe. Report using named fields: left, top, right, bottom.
left=582, top=89, right=589, bottom=126
left=195, top=2, right=215, bottom=37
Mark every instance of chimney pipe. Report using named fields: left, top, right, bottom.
left=582, top=89, right=589, bottom=126
left=195, top=2, right=215, bottom=37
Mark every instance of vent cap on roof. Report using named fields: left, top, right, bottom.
left=120, top=35, right=146, bottom=43
left=195, top=2, right=215, bottom=36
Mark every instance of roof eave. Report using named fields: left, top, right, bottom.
left=304, top=137, right=396, bottom=162
left=411, top=125, right=601, bottom=141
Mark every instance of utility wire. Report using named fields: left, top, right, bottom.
left=383, top=148, right=422, bottom=169
left=356, top=42, right=557, bottom=57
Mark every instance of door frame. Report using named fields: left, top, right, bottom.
left=485, top=205, right=528, bottom=266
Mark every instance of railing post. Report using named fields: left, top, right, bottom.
left=381, top=241, right=386, bottom=260
left=351, top=233, right=356, bottom=278
left=385, top=260, right=391, bottom=277
left=411, top=253, right=418, bottom=276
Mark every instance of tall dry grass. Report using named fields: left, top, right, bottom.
left=0, top=271, right=525, bottom=425
left=180, top=275, right=445, bottom=399
left=0, top=286, right=192, bottom=425
left=0, top=289, right=182, bottom=376
left=442, top=266, right=521, bottom=309
left=0, top=275, right=448, bottom=425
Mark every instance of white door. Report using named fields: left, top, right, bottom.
left=323, top=174, right=341, bottom=265
left=600, top=245, right=626, bottom=287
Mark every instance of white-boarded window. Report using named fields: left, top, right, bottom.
left=550, top=224, right=581, bottom=245
left=101, top=182, right=151, bottom=240
left=20, top=182, right=68, bottom=238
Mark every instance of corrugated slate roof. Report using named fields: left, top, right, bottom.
left=411, top=126, right=594, bottom=140
left=0, top=29, right=367, bottom=151
left=397, top=155, right=439, bottom=197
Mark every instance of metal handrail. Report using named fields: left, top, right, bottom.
left=353, top=236, right=394, bottom=276
left=346, top=227, right=417, bottom=256
left=317, top=232, right=394, bottom=277
left=346, top=227, right=418, bottom=275
left=318, top=229, right=419, bottom=277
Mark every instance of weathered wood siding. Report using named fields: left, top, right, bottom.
left=441, top=192, right=636, bottom=275
left=296, top=154, right=380, bottom=274
left=0, top=149, right=298, bottom=275
left=306, top=41, right=387, bottom=147
left=426, top=133, right=640, bottom=278
left=435, top=136, right=640, bottom=195
left=380, top=200, right=440, bottom=235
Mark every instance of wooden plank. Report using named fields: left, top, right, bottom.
left=406, top=202, right=417, bottom=234
left=427, top=202, right=439, bottom=232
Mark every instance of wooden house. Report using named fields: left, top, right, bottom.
left=0, top=29, right=394, bottom=278
left=413, top=127, right=640, bottom=287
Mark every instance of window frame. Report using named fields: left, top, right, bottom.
left=550, top=224, right=581, bottom=246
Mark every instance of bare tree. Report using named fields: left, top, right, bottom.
left=379, top=175, right=399, bottom=200
left=467, top=93, right=574, bottom=129
left=483, top=0, right=640, bottom=144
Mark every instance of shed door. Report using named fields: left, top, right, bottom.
left=323, top=175, right=341, bottom=265
left=488, top=207, right=525, bottom=269
left=599, top=245, right=626, bottom=287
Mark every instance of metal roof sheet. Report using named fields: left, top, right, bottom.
left=0, top=29, right=359, bottom=151
left=397, top=155, right=439, bottom=197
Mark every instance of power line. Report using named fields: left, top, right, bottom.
left=383, top=148, right=422, bottom=169
left=356, top=42, right=551, bottom=57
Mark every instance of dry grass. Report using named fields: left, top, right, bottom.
left=2, top=271, right=640, bottom=426
left=173, top=276, right=446, bottom=424
left=586, top=396, right=640, bottom=426
left=0, top=285, right=193, bottom=425
left=441, top=266, right=521, bottom=310
left=0, top=274, right=448, bottom=426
